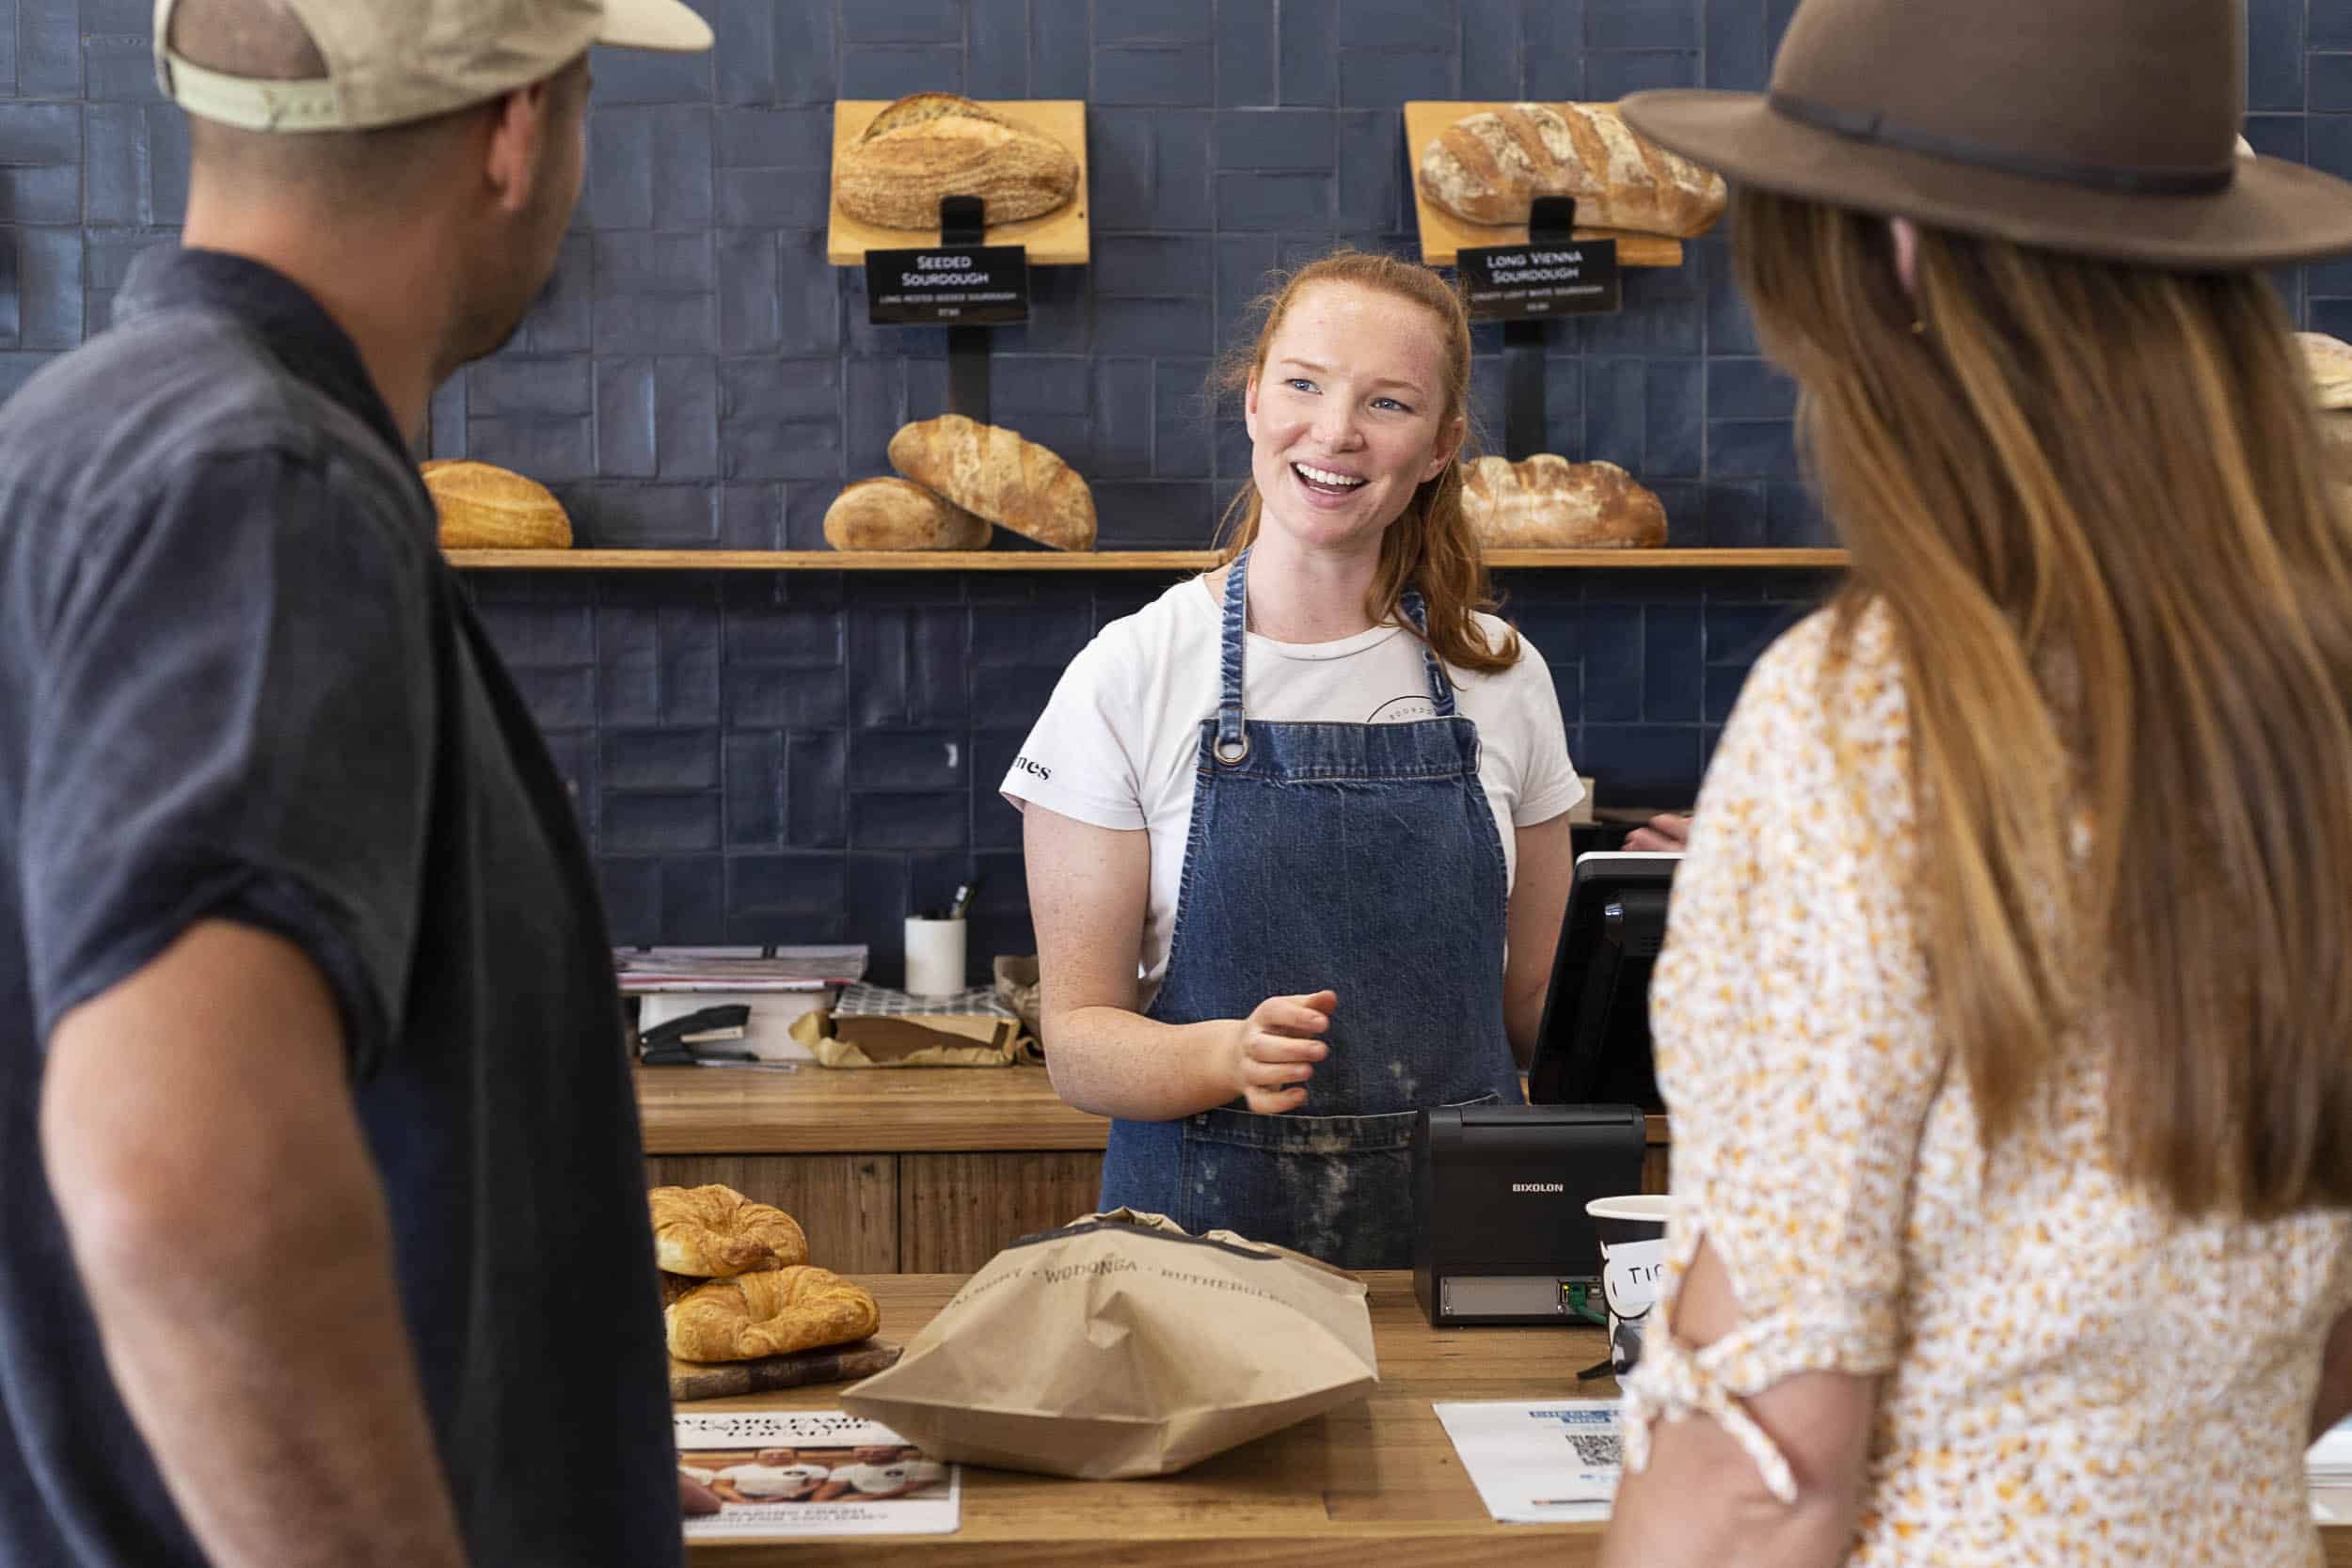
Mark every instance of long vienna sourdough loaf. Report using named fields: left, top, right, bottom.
left=1458, top=455, right=1669, bottom=547
left=822, top=478, right=992, bottom=550
left=836, top=93, right=1079, bottom=230
left=887, top=415, right=1096, bottom=550
left=419, top=460, right=571, bottom=548
left=1419, top=103, right=1725, bottom=238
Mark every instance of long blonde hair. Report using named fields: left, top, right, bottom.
left=1214, top=250, right=1519, bottom=674
left=1736, top=188, right=2352, bottom=1218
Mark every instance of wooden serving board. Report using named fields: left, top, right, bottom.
left=669, top=1338, right=902, bottom=1403
left=826, top=100, right=1090, bottom=266
left=1400, top=101, right=1691, bottom=269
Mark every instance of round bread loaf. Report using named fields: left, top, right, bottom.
left=823, top=478, right=992, bottom=550
left=420, top=459, right=572, bottom=549
left=1458, top=454, right=1668, bottom=547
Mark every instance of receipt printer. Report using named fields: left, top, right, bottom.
left=1411, top=1103, right=1647, bottom=1327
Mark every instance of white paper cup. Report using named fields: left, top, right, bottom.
left=1586, top=1195, right=1676, bottom=1376
left=903, top=916, right=967, bottom=997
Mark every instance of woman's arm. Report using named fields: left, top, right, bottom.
left=1024, top=802, right=1332, bottom=1120
left=1599, top=1241, right=1876, bottom=1568
left=1502, top=814, right=1577, bottom=1065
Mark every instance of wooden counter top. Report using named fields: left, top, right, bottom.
left=683, top=1270, right=1602, bottom=1565
left=637, top=1063, right=1110, bottom=1154
left=683, top=1273, right=2352, bottom=1566
left=638, top=1064, right=1670, bottom=1157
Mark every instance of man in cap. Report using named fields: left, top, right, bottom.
left=0, top=1, right=709, bottom=1564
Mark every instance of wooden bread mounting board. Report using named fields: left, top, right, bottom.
left=827, top=100, right=1090, bottom=266
left=1401, top=101, right=1692, bottom=270
left=670, top=1338, right=903, bottom=1402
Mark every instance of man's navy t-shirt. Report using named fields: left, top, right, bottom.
left=0, top=247, right=682, bottom=1568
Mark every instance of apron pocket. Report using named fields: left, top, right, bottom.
left=1173, top=1094, right=1503, bottom=1269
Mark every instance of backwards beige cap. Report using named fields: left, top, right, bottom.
left=152, top=0, right=713, bottom=133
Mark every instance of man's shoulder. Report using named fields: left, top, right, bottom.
left=0, top=306, right=414, bottom=520
left=0, top=309, right=430, bottom=588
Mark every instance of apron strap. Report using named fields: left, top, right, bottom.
left=1216, top=548, right=1250, bottom=765
left=1400, top=587, right=1458, bottom=718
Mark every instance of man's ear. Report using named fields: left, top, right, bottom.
left=481, top=78, right=555, bottom=216
left=1421, top=414, right=1466, bottom=483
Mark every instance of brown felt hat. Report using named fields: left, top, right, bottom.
left=1619, top=0, right=2352, bottom=271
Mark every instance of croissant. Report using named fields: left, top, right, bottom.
left=647, top=1185, right=809, bottom=1278
left=666, top=1266, right=882, bottom=1362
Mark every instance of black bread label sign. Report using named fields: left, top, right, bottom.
left=865, top=245, right=1031, bottom=325
left=1459, top=241, right=1622, bottom=321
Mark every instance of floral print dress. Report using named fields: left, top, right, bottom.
left=1621, top=606, right=2352, bottom=1566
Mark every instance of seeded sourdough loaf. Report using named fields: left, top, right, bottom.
left=835, top=92, right=1079, bottom=231
left=887, top=415, right=1096, bottom=550
left=1419, top=103, right=1725, bottom=238
left=419, top=460, right=571, bottom=549
left=822, top=478, right=992, bottom=550
left=1458, top=455, right=1669, bottom=548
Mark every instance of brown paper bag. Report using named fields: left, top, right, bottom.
left=840, top=1209, right=1378, bottom=1479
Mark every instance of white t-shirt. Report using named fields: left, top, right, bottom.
left=1002, top=577, right=1583, bottom=1006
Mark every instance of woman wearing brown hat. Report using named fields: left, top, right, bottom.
left=1595, top=0, right=2352, bottom=1563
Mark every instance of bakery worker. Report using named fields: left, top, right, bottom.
left=1006, top=250, right=1583, bottom=1270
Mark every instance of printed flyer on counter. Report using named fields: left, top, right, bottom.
left=1434, top=1399, right=1621, bottom=1524
left=675, top=1410, right=960, bottom=1539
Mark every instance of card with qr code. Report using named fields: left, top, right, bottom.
left=1434, top=1401, right=1622, bottom=1524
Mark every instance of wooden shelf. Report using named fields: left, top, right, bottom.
left=827, top=100, right=1090, bottom=267
left=445, top=547, right=1849, bottom=572
left=1401, top=101, right=1714, bottom=268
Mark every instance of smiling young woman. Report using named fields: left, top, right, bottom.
left=1000, top=250, right=1584, bottom=1271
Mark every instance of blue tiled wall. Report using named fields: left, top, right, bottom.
left=2, top=1, right=2342, bottom=976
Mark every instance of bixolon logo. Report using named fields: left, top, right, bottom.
left=1511, top=1182, right=1565, bottom=1194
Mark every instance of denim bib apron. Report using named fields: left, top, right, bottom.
left=1098, top=546, right=1525, bottom=1270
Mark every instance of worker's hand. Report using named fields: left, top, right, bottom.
left=1225, top=990, right=1336, bottom=1114
left=1624, top=812, right=1692, bottom=853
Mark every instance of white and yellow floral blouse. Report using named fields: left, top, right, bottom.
left=1622, top=605, right=2352, bottom=1566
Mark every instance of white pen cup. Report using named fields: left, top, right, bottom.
left=903, top=916, right=967, bottom=998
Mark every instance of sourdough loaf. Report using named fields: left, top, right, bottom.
left=2295, top=335, right=2352, bottom=484
left=419, top=460, right=571, bottom=549
left=822, top=478, right=992, bottom=550
left=836, top=93, right=1078, bottom=230
left=2300, top=333, right=2352, bottom=411
left=1458, top=455, right=1669, bottom=547
left=887, top=415, right=1096, bottom=550
left=1419, top=103, right=1725, bottom=238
